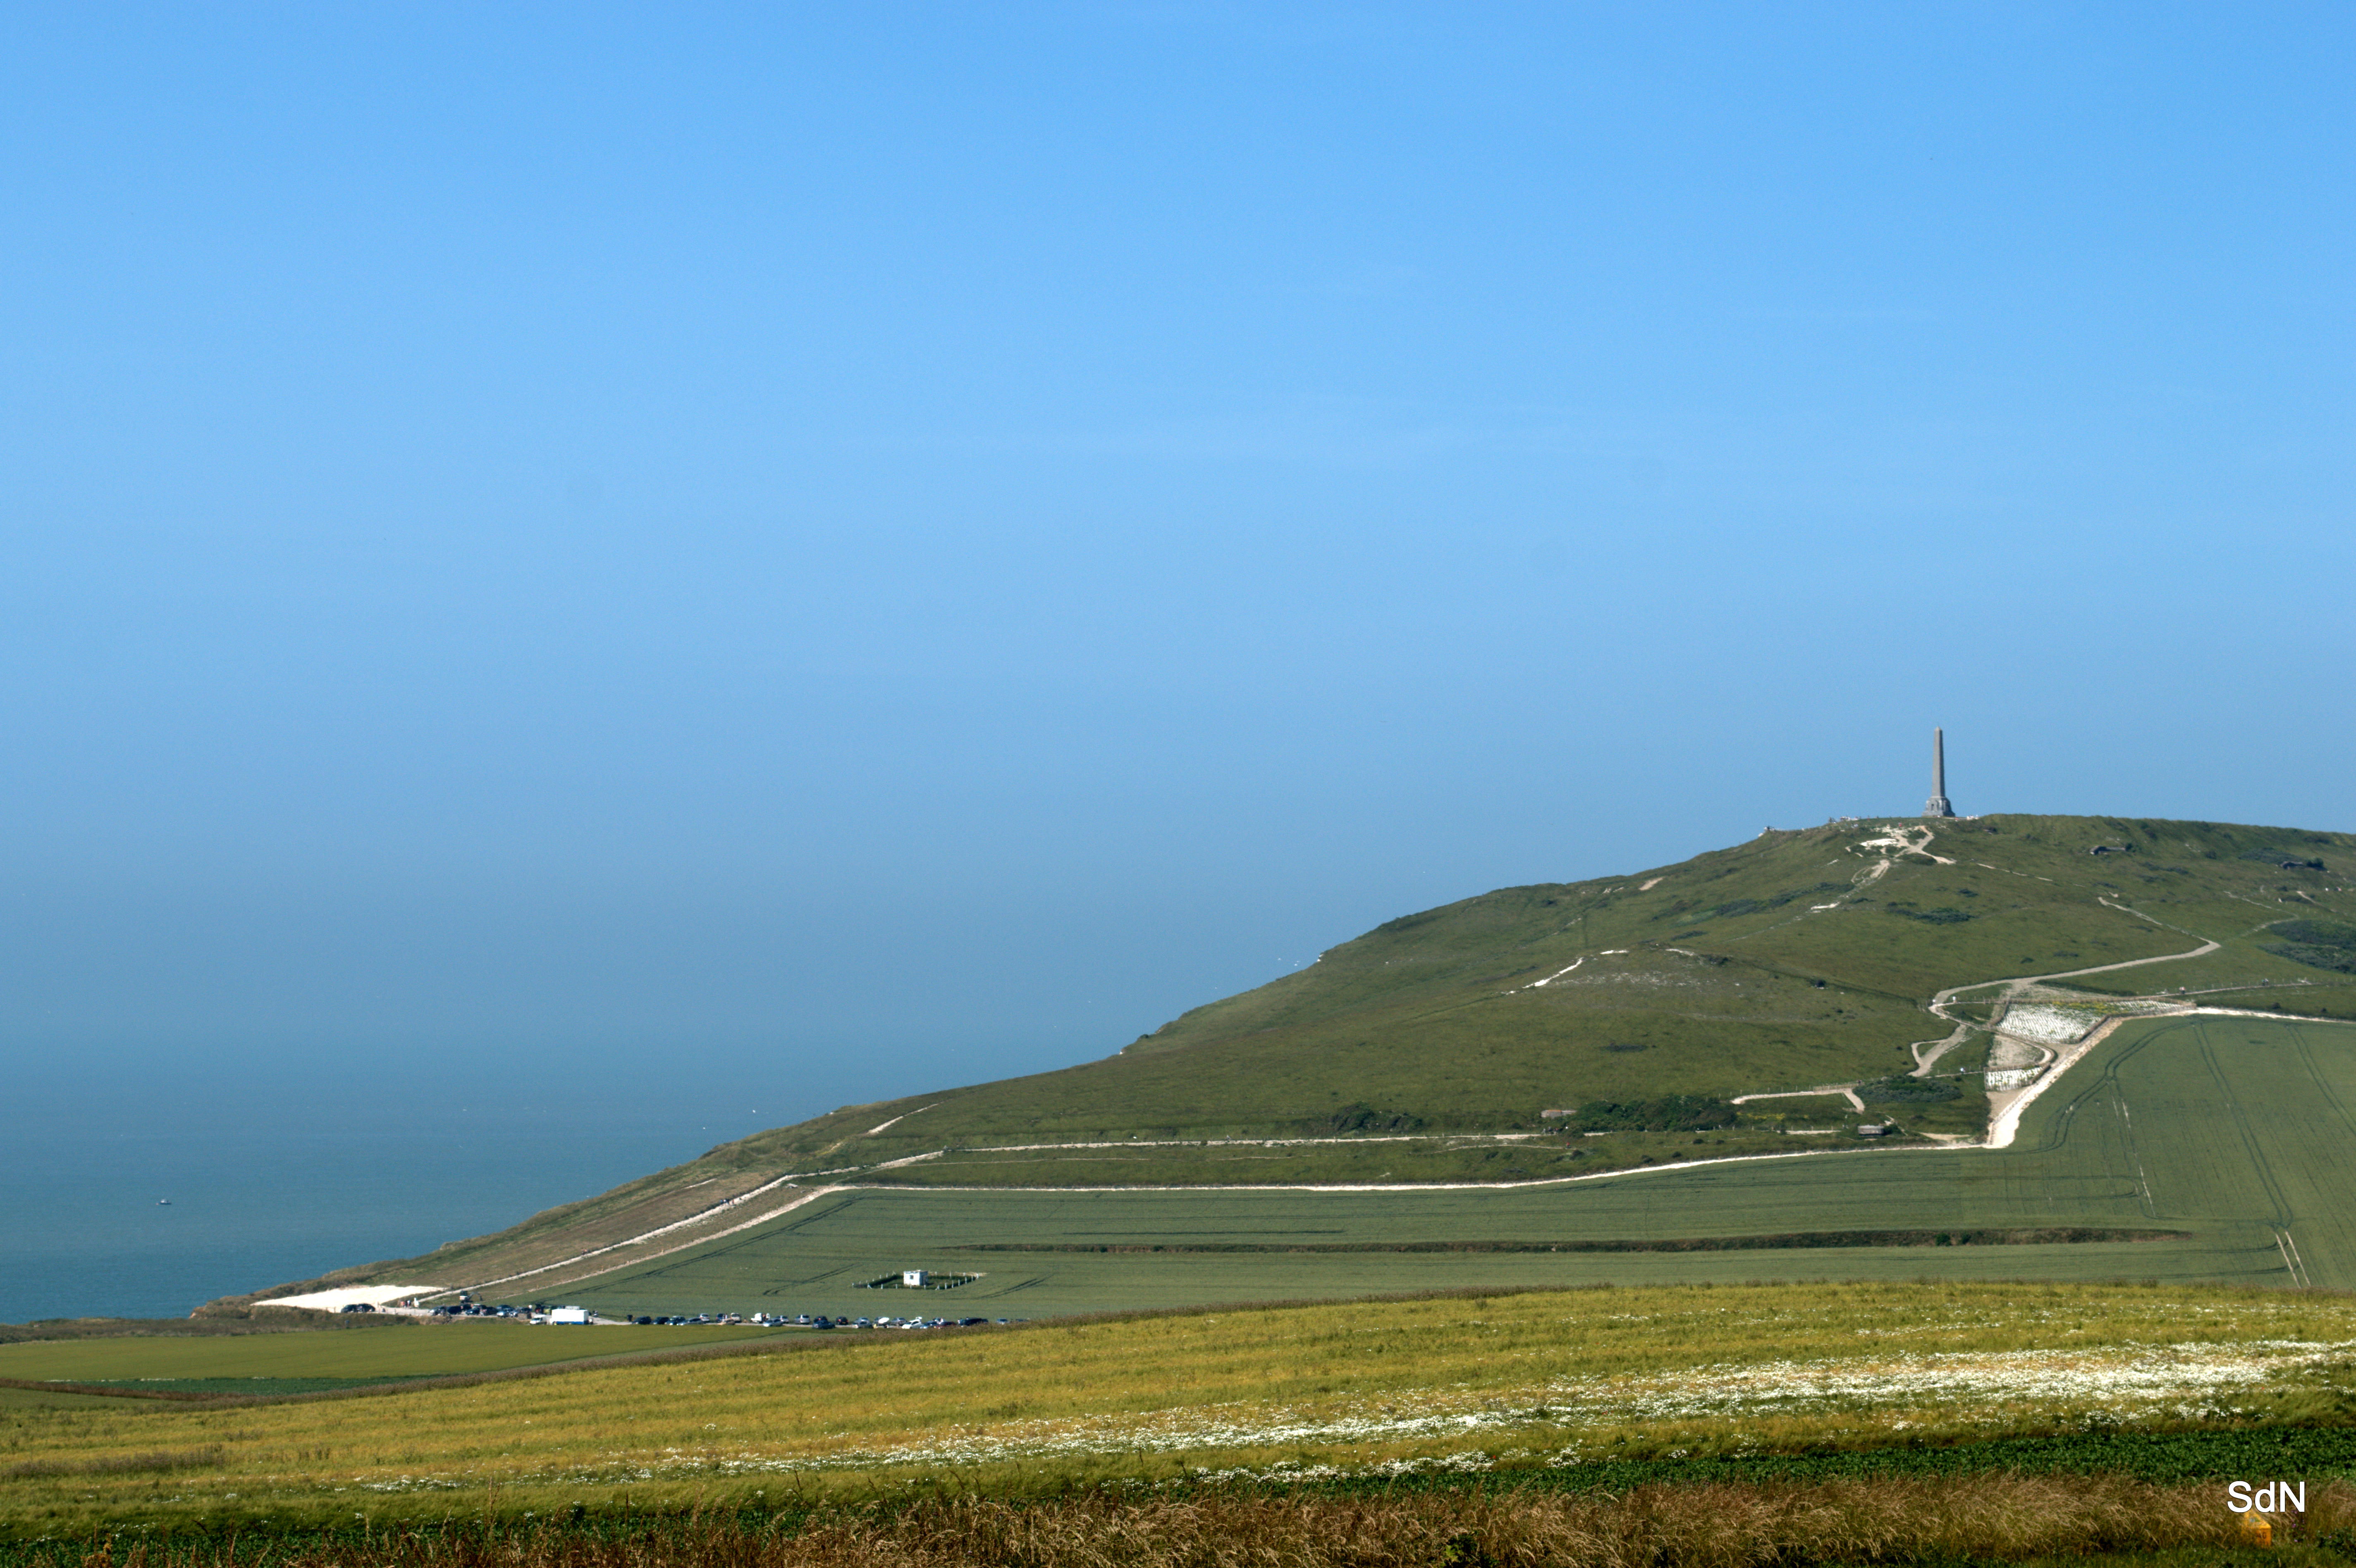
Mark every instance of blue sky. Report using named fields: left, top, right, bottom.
left=5, top=3, right=2352, bottom=1129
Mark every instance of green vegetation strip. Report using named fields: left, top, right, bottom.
left=1305, top=1423, right=2356, bottom=1496
left=955, top=1228, right=2191, bottom=1254
left=0, top=1323, right=790, bottom=1387
left=38, top=1378, right=442, bottom=1397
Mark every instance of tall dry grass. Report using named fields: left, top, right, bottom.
left=43, top=1477, right=2346, bottom=1568
left=775, top=1478, right=2288, bottom=1568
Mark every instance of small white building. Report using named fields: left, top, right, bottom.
left=901, top=1269, right=929, bottom=1289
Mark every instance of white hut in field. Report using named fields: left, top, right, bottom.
left=902, top=1270, right=929, bottom=1288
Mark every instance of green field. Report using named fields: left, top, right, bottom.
left=526, top=1013, right=2356, bottom=1317
left=0, top=1322, right=789, bottom=1396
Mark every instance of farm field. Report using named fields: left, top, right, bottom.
left=2063, top=1015, right=2356, bottom=1290
left=537, top=1013, right=2356, bottom=1318
left=7, top=1278, right=2356, bottom=1538
left=0, top=1323, right=790, bottom=1398
left=559, top=1179, right=2214, bottom=1323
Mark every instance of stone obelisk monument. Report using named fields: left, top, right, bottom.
left=1923, top=727, right=1956, bottom=818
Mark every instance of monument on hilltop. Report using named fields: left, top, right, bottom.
left=1924, top=727, right=1956, bottom=818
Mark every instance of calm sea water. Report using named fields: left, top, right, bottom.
left=0, top=1048, right=777, bottom=1324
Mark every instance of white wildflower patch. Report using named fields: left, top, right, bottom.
left=541, top=1338, right=2356, bottom=1484
left=2000, top=1004, right=2103, bottom=1045
left=1988, top=1034, right=2047, bottom=1070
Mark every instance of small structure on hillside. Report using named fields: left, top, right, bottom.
left=1923, top=728, right=1956, bottom=818
left=902, top=1270, right=930, bottom=1288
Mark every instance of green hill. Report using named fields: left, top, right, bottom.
left=220, top=813, right=2356, bottom=1308
left=747, top=811, right=2355, bottom=1150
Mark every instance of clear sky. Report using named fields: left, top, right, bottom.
left=5, top=4, right=2352, bottom=1132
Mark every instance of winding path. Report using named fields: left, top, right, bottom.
left=1909, top=927, right=2222, bottom=1077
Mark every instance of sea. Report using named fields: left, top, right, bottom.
left=0, top=1045, right=779, bottom=1325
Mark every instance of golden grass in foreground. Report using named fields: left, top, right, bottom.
left=7, top=1281, right=2356, bottom=1531
left=14, top=1477, right=2344, bottom=1568
left=773, top=1477, right=2323, bottom=1568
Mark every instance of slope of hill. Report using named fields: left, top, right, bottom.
left=763, top=814, right=2354, bottom=1151
left=220, top=813, right=2356, bottom=1309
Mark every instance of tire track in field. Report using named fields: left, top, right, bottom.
left=2276, top=1031, right=2356, bottom=1288
left=2193, top=1020, right=2308, bottom=1285
left=2030, top=1024, right=2158, bottom=1220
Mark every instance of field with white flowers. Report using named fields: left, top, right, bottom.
left=9, top=1277, right=2356, bottom=1541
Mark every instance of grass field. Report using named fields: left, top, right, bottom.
left=7, top=1278, right=2356, bottom=1537
left=556, top=1181, right=2211, bottom=1322
left=0, top=1325, right=789, bottom=1399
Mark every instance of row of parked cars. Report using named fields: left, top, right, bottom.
left=622, top=1312, right=1016, bottom=1329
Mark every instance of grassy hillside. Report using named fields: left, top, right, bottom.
left=232, top=813, right=2356, bottom=1306
left=757, top=813, right=2356, bottom=1155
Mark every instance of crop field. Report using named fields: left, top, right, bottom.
left=517, top=1014, right=2356, bottom=1318
left=8, top=1279, right=2356, bottom=1539
left=0, top=1324, right=789, bottom=1398
left=2060, top=1016, right=2356, bottom=1290
left=559, top=1180, right=2217, bottom=1322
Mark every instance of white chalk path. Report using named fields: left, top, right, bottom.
left=875, top=1141, right=1978, bottom=1197
left=1909, top=903, right=2220, bottom=1077
left=423, top=1180, right=843, bottom=1301
left=934, top=1132, right=1553, bottom=1154
left=1525, top=957, right=1584, bottom=988
left=1733, top=1084, right=1867, bottom=1113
